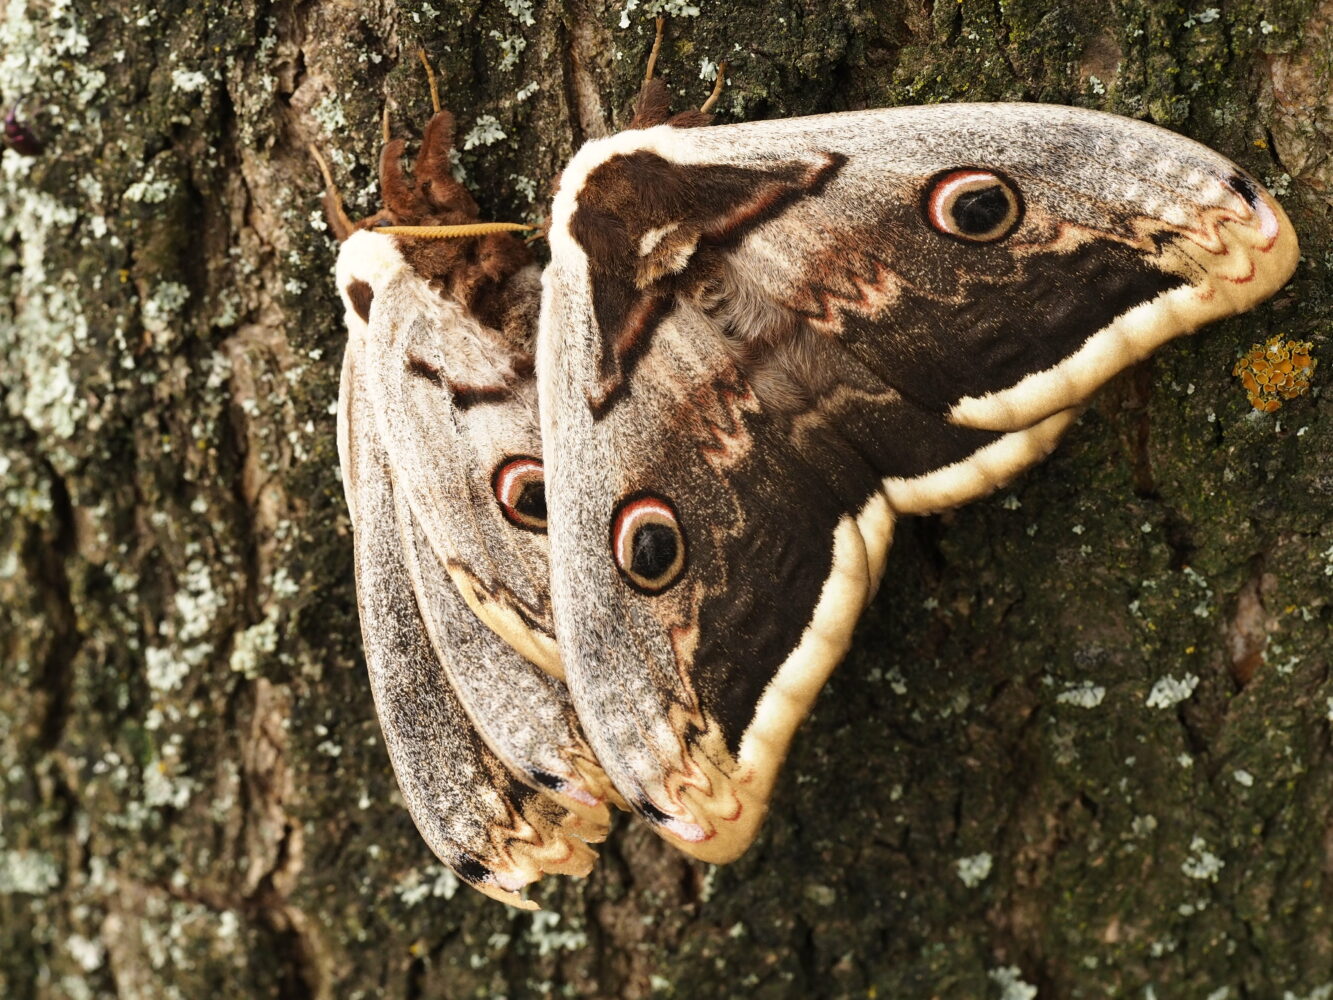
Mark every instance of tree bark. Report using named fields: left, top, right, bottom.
left=2, top=1, right=1330, bottom=997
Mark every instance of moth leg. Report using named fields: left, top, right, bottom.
left=308, top=144, right=357, bottom=242
left=699, top=59, right=727, bottom=114
left=644, top=16, right=665, bottom=83
left=417, top=48, right=442, bottom=114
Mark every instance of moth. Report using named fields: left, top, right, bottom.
left=321, top=93, right=618, bottom=907
left=325, top=67, right=1298, bottom=906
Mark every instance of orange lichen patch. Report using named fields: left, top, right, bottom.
left=1232, top=336, right=1317, bottom=412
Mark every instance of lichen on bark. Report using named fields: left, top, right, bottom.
left=1, top=1, right=1330, bottom=998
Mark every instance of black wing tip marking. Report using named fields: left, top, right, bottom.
left=531, top=769, right=564, bottom=791
left=635, top=798, right=672, bottom=825
left=1227, top=172, right=1261, bottom=208
left=452, top=853, right=494, bottom=887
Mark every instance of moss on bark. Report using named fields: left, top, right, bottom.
left=1, top=1, right=1330, bottom=997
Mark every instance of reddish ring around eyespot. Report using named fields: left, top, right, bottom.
left=923, top=168, right=1023, bottom=242
left=610, top=493, right=687, bottom=595
left=493, top=456, right=547, bottom=532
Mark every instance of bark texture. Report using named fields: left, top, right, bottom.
left=1, top=1, right=1331, bottom=997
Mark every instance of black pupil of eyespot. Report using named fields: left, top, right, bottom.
left=631, top=521, right=677, bottom=580
left=952, top=184, right=1010, bottom=235
left=513, top=480, right=546, bottom=521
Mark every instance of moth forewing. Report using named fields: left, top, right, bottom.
left=539, top=266, right=883, bottom=861
left=538, top=102, right=1299, bottom=862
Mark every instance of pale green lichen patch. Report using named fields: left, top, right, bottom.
left=618, top=0, right=701, bottom=30
left=1057, top=681, right=1107, bottom=707
left=141, top=758, right=197, bottom=811
left=0, top=171, right=89, bottom=452
left=505, top=0, right=536, bottom=25
left=463, top=114, right=508, bottom=149
left=989, top=966, right=1039, bottom=1000
left=1146, top=673, right=1200, bottom=709
left=954, top=852, right=993, bottom=888
left=141, top=281, right=191, bottom=333
left=0, top=849, right=60, bottom=894
left=525, top=910, right=588, bottom=956
left=489, top=28, right=527, bottom=69
left=395, top=864, right=461, bottom=906
left=123, top=172, right=177, bottom=204
left=228, top=616, right=279, bottom=679
left=1181, top=837, right=1226, bottom=881
left=170, top=68, right=209, bottom=93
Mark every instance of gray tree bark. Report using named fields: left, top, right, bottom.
left=2, top=1, right=1331, bottom=997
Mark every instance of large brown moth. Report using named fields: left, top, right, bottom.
left=325, top=52, right=1298, bottom=908
left=321, top=78, right=617, bottom=907
left=533, top=100, right=1299, bottom=864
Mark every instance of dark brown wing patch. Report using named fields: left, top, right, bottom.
left=404, top=347, right=527, bottom=411
left=570, top=151, right=846, bottom=416
left=786, top=223, right=1187, bottom=416
left=345, top=280, right=374, bottom=323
